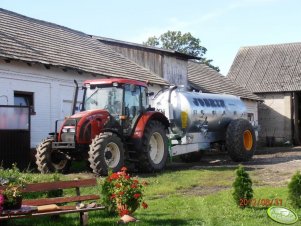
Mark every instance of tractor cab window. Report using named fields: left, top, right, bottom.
left=124, top=85, right=140, bottom=118
left=84, top=86, right=123, bottom=115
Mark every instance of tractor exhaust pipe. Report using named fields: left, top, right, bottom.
left=72, top=80, right=79, bottom=115
left=167, top=85, right=177, bottom=120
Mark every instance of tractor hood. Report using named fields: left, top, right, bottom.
left=69, top=109, right=110, bottom=119
left=59, top=109, right=111, bottom=143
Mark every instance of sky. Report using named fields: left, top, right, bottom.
left=1, top=0, right=301, bottom=75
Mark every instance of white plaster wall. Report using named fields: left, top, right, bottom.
left=257, top=92, right=292, bottom=144
left=242, top=99, right=259, bottom=139
left=0, top=61, right=97, bottom=147
left=0, top=60, right=163, bottom=147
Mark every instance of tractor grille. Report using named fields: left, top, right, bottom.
left=61, top=132, right=75, bottom=142
left=60, top=118, right=80, bottom=142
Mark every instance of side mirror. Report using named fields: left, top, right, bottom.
left=146, top=92, right=154, bottom=97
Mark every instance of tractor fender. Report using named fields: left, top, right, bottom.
left=132, top=111, right=169, bottom=139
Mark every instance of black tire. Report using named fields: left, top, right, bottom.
left=138, top=121, right=168, bottom=173
left=226, top=119, right=256, bottom=162
left=180, top=152, right=203, bottom=163
left=88, top=132, right=124, bottom=176
left=35, top=138, right=71, bottom=173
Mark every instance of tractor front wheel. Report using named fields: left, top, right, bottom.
left=35, top=138, right=71, bottom=173
left=226, top=118, right=256, bottom=162
left=88, top=133, right=124, bottom=176
left=138, top=121, right=168, bottom=173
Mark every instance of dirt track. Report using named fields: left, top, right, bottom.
left=167, top=146, right=301, bottom=187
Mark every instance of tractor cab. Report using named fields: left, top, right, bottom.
left=82, top=78, right=149, bottom=136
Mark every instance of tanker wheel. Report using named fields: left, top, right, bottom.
left=226, top=118, right=256, bottom=162
left=35, top=138, right=71, bottom=173
left=88, top=132, right=124, bottom=176
left=180, top=152, right=203, bottom=163
left=138, top=121, right=168, bottom=173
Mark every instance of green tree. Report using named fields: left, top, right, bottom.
left=232, top=165, right=253, bottom=208
left=143, top=30, right=219, bottom=72
left=288, top=171, right=301, bottom=208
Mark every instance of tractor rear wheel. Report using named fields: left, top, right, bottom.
left=226, top=118, right=256, bottom=162
left=138, top=121, right=168, bottom=173
left=35, top=138, right=71, bottom=173
left=88, top=132, right=124, bottom=176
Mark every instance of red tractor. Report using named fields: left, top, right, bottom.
left=35, top=78, right=169, bottom=175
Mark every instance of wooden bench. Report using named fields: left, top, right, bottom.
left=0, top=178, right=105, bottom=225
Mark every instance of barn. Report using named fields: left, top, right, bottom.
left=228, top=42, right=301, bottom=145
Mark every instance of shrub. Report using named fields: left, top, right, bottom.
left=232, top=165, right=253, bottom=207
left=102, top=167, right=148, bottom=216
left=288, top=171, right=301, bottom=208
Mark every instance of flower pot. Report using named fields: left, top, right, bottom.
left=3, top=196, right=22, bottom=210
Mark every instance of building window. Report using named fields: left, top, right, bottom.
left=247, top=113, right=254, bottom=121
left=14, top=91, right=35, bottom=115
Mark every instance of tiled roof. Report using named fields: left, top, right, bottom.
left=228, top=43, right=301, bottom=93
left=188, top=61, right=261, bottom=101
left=0, top=8, right=167, bottom=85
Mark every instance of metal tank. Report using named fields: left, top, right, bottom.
left=153, top=87, right=248, bottom=155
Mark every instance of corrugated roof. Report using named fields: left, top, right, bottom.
left=0, top=8, right=168, bottom=85
left=228, top=42, right=301, bottom=93
left=188, top=61, right=261, bottom=101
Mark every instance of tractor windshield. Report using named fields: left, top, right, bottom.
left=84, top=87, right=123, bottom=115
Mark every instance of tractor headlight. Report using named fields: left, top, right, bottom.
left=62, top=126, right=75, bottom=133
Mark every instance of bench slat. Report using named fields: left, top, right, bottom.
left=21, top=178, right=97, bottom=193
left=0, top=206, right=106, bottom=220
left=23, top=194, right=100, bottom=206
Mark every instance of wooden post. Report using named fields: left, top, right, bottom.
left=80, top=212, right=88, bottom=226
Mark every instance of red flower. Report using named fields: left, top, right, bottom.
left=119, top=191, right=124, bottom=196
left=131, top=184, right=137, bottom=189
left=133, top=193, right=141, bottom=199
left=115, top=183, right=121, bottom=188
left=125, top=175, right=130, bottom=179
left=110, top=173, right=119, bottom=180
left=142, top=202, right=148, bottom=209
left=121, top=166, right=127, bottom=172
left=110, top=194, right=116, bottom=200
left=0, top=194, right=4, bottom=206
left=133, top=179, right=139, bottom=184
left=119, top=209, right=130, bottom=216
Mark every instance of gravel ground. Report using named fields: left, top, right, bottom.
left=167, top=146, right=301, bottom=187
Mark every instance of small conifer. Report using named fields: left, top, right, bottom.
left=232, top=165, right=253, bottom=207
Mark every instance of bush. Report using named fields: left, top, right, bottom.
left=232, top=165, right=253, bottom=207
left=288, top=171, right=301, bottom=208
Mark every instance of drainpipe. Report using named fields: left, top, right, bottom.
left=72, top=80, right=79, bottom=115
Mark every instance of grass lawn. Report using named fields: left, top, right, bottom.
left=5, top=166, right=301, bottom=226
